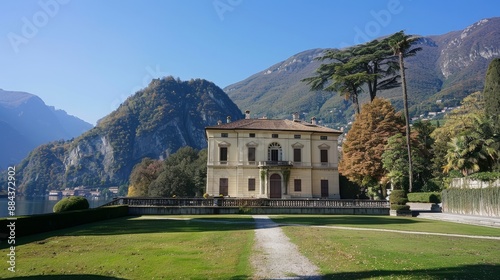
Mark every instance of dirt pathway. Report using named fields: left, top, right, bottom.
left=251, top=215, right=322, bottom=279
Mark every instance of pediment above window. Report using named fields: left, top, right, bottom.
left=246, top=141, right=258, bottom=148
left=318, top=143, right=330, bottom=150
left=218, top=141, right=231, bottom=147
left=292, top=142, right=304, bottom=149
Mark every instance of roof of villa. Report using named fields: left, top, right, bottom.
left=205, top=118, right=342, bottom=134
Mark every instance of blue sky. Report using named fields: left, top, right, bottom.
left=1, top=0, right=499, bottom=125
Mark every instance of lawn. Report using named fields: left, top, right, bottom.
left=275, top=215, right=500, bottom=279
left=0, top=215, right=255, bottom=279
left=1, top=214, right=499, bottom=280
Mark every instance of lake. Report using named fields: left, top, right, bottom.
left=0, top=196, right=114, bottom=217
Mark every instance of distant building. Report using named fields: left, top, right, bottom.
left=205, top=112, right=343, bottom=198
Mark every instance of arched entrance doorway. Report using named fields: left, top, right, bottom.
left=269, top=174, right=282, bottom=198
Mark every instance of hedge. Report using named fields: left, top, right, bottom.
left=0, top=205, right=128, bottom=238
left=407, top=192, right=441, bottom=203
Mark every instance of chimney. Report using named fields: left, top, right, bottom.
left=311, top=117, right=317, bottom=125
left=226, top=116, right=231, bottom=123
left=245, top=110, right=251, bottom=119
left=292, top=112, right=300, bottom=122
left=217, top=120, right=222, bottom=125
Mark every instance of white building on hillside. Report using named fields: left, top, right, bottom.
left=205, top=112, right=343, bottom=199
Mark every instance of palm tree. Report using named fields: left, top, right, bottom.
left=389, top=31, right=422, bottom=193
left=443, top=115, right=499, bottom=176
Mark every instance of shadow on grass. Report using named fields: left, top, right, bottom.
left=4, top=275, right=250, bottom=280
left=4, top=275, right=126, bottom=280
left=272, top=215, right=421, bottom=226
left=321, top=264, right=500, bottom=279
left=11, top=216, right=256, bottom=245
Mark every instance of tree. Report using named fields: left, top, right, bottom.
left=339, top=98, right=404, bottom=198
left=389, top=31, right=422, bottom=193
left=127, top=158, right=163, bottom=197
left=483, top=58, right=500, bottom=133
left=302, top=49, right=366, bottom=114
left=431, top=92, right=485, bottom=177
left=148, top=147, right=207, bottom=197
left=443, top=115, right=499, bottom=176
left=382, top=133, right=430, bottom=192
left=302, top=36, right=400, bottom=114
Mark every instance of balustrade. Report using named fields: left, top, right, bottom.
left=101, top=197, right=389, bottom=208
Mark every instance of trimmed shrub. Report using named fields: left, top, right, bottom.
left=390, top=190, right=410, bottom=212
left=407, top=192, right=441, bottom=203
left=390, top=190, right=408, bottom=205
left=390, top=204, right=411, bottom=211
left=53, top=196, right=90, bottom=213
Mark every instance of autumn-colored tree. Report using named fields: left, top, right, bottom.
left=127, top=158, right=163, bottom=197
left=339, top=98, right=404, bottom=198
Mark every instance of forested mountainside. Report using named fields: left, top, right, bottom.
left=4, top=77, right=242, bottom=196
left=225, top=17, right=500, bottom=127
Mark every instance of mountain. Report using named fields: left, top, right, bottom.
left=0, top=89, right=93, bottom=169
left=224, top=17, right=500, bottom=127
left=7, top=77, right=242, bottom=196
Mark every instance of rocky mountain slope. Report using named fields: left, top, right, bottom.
left=225, top=17, right=500, bottom=127
left=0, top=90, right=93, bottom=169
left=7, top=77, right=242, bottom=196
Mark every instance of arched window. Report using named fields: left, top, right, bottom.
left=268, top=142, right=282, bottom=162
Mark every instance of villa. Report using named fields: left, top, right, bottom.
left=205, top=112, right=343, bottom=199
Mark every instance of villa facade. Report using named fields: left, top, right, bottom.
left=205, top=113, right=343, bottom=199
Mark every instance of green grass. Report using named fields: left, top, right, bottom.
left=1, top=214, right=499, bottom=280
left=270, top=215, right=500, bottom=236
left=0, top=215, right=255, bottom=280
left=283, top=226, right=500, bottom=279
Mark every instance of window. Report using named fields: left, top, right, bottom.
left=249, top=133, right=255, bottom=138
left=320, top=149, right=328, bottom=163
left=270, top=150, right=279, bottom=161
left=248, top=178, right=256, bottom=191
left=320, top=135, right=328, bottom=140
left=321, top=180, right=328, bottom=198
left=272, top=134, right=279, bottom=138
left=248, top=147, right=256, bottom=162
left=294, top=179, right=302, bottom=192
left=294, top=134, right=301, bottom=139
left=268, top=142, right=282, bottom=161
left=221, top=133, right=228, bottom=138
left=293, top=148, right=301, bottom=162
left=220, top=147, right=228, bottom=162
left=219, top=178, right=228, bottom=196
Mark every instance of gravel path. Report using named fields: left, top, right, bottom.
left=251, top=215, right=322, bottom=280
